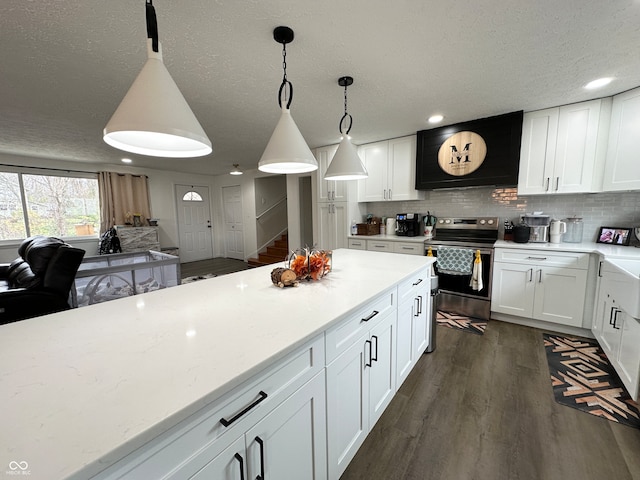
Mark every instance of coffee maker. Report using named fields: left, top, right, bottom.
left=396, top=213, right=421, bottom=237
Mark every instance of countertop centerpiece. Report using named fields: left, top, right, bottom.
left=288, top=247, right=332, bottom=281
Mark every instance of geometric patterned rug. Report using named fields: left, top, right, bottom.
left=436, top=310, right=487, bottom=335
left=543, top=333, right=640, bottom=429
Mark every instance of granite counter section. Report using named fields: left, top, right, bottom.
left=0, top=249, right=434, bottom=480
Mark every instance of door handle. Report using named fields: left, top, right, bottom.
left=414, top=297, right=420, bottom=317
left=234, top=453, right=246, bottom=480
left=538, top=270, right=542, bottom=283
left=598, top=261, right=603, bottom=277
left=371, top=335, right=378, bottom=362
left=255, top=436, right=265, bottom=480
left=612, top=309, right=621, bottom=329
left=388, top=189, right=392, bottom=200
left=528, top=268, right=533, bottom=282
left=365, top=340, right=373, bottom=367
left=555, top=177, right=560, bottom=191
left=609, top=306, right=617, bottom=326
left=418, top=295, right=423, bottom=314
left=545, top=177, right=550, bottom=191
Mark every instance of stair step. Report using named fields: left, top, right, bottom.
left=267, top=246, right=288, bottom=257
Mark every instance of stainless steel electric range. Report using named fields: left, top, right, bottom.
left=425, top=217, right=499, bottom=320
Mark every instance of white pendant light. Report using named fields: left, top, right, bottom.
left=103, top=1, right=212, bottom=158
left=324, top=76, right=368, bottom=180
left=230, top=164, right=243, bottom=175
left=258, top=26, right=317, bottom=174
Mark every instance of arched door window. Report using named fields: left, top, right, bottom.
left=182, top=191, right=203, bottom=202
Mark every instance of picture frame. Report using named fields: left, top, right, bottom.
left=597, top=227, right=632, bottom=246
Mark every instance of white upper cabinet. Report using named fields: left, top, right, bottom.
left=518, top=98, right=611, bottom=195
left=315, top=144, right=351, bottom=202
left=603, top=87, right=640, bottom=191
left=357, top=136, right=425, bottom=202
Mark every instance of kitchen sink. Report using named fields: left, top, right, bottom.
left=602, top=258, right=640, bottom=318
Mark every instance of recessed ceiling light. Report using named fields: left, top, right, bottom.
left=121, top=158, right=132, bottom=164
left=584, top=77, right=613, bottom=90
left=428, top=114, right=444, bottom=124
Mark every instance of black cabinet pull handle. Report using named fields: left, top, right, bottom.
left=220, top=391, right=268, bottom=427
left=362, top=310, right=379, bottom=322
left=598, top=261, right=603, bottom=277
left=371, top=335, right=378, bottom=362
left=412, top=278, right=423, bottom=286
left=414, top=297, right=420, bottom=317
left=613, top=309, right=621, bottom=330
left=234, top=453, right=245, bottom=480
left=418, top=295, right=423, bottom=315
left=365, top=340, right=372, bottom=367
left=255, top=436, right=265, bottom=480
left=609, top=306, right=617, bottom=326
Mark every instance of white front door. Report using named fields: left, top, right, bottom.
left=175, top=184, right=213, bottom=263
left=222, top=185, right=244, bottom=260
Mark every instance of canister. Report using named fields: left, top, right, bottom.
left=562, top=217, right=583, bottom=243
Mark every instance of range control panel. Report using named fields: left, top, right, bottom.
left=436, top=217, right=499, bottom=230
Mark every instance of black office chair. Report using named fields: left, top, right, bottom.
left=0, top=236, right=85, bottom=325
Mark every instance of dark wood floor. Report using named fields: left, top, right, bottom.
left=180, top=257, right=249, bottom=279
left=341, top=320, right=640, bottom=480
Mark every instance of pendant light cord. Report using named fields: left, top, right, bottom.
left=146, top=0, right=159, bottom=53
left=339, top=82, right=353, bottom=135
left=278, top=42, right=293, bottom=109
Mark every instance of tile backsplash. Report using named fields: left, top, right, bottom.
left=366, top=188, right=640, bottom=244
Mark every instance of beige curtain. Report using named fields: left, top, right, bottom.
left=98, top=172, right=151, bottom=233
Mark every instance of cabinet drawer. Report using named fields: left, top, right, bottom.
left=494, top=248, right=589, bottom=269
left=93, top=335, right=325, bottom=480
left=348, top=238, right=367, bottom=250
left=367, top=241, right=393, bottom=252
left=397, top=268, right=429, bottom=304
left=393, top=242, right=425, bottom=256
left=325, top=289, right=396, bottom=364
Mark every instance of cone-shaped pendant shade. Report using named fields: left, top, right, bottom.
left=324, top=135, right=368, bottom=180
left=104, top=40, right=212, bottom=158
left=258, top=106, right=318, bottom=174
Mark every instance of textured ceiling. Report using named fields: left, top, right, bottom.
left=1, top=0, right=639, bottom=176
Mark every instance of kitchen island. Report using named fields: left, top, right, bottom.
left=0, top=249, right=434, bottom=480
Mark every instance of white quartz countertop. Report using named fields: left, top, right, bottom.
left=495, top=240, right=640, bottom=258
left=0, top=249, right=434, bottom=480
left=348, top=234, right=427, bottom=243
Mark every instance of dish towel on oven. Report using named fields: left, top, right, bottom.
left=470, top=250, right=484, bottom=291
left=436, top=247, right=474, bottom=275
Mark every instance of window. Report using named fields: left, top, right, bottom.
left=0, top=171, right=100, bottom=241
left=182, top=191, right=203, bottom=202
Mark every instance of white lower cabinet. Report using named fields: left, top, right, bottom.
left=325, top=296, right=397, bottom=480
left=366, top=240, right=393, bottom=252
left=188, top=372, right=326, bottom=480
left=396, top=269, right=430, bottom=388
left=491, top=249, right=589, bottom=327
left=92, top=335, right=325, bottom=480
left=593, top=276, right=640, bottom=401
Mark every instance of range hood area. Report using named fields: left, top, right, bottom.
left=415, top=111, right=524, bottom=190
